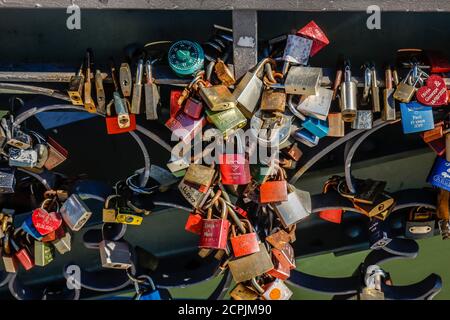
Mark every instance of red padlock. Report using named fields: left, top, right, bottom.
left=267, top=255, right=291, bottom=280
left=105, top=99, right=136, bottom=135
left=230, top=220, right=260, bottom=258
left=165, top=112, right=206, bottom=143
left=170, top=89, right=184, bottom=118
left=185, top=211, right=203, bottom=235
left=272, top=243, right=296, bottom=270
left=296, top=20, right=329, bottom=57
left=32, top=199, right=63, bottom=236
left=183, top=97, right=204, bottom=120
left=199, top=198, right=230, bottom=250
left=11, top=238, right=34, bottom=271
left=260, top=167, right=288, bottom=203
left=319, top=209, right=343, bottom=224
left=219, top=153, right=251, bottom=185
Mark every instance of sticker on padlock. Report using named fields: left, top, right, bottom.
left=405, top=207, right=436, bottom=239
left=427, top=156, right=450, bottom=192
left=199, top=198, right=230, bottom=250
left=230, top=220, right=260, bottom=258
left=262, top=279, right=293, bottom=301
left=400, top=102, right=434, bottom=134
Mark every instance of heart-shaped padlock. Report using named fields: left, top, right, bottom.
left=416, top=75, right=448, bottom=107
left=32, top=207, right=63, bottom=236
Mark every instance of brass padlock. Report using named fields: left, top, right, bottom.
left=197, top=80, right=236, bottom=112
left=119, top=62, right=132, bottom=98
left=393, top=66, right=424, bottom=103
left=339, top=64, right=358, bottom=122
left=95, top=69, right=106, bottom=114
left=230, top=283, right=259, bottom=300
left=214, top=58, right=236, bottom=87
left=205, top=107, right=247, bottom=138
left=382, top=66, right=396, bottom=121
left=183, top=164, right=215, bottom=193
left=228, top=243, right=274, bottom=283
left=327, top=112, right=345, bottom=137
left=67, top=61, right=85, bottom=106
left=371, top=66, right=381, bottom=113
left=83, top=50, right=96, bottom=113
left=261, top=71, right=286, bottom=113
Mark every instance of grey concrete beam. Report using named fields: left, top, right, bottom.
left=232, top=10, right=258, bottom=80
left=2, top=0, right=449, bottom=12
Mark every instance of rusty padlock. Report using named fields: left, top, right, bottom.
left=230, top=219, right=260, bottom=258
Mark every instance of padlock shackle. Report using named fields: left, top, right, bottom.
left=104, top=194, right=121, bottom=210
left=231, top=219, right=253, bottom=237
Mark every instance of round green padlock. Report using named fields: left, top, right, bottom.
left=168, top=40, right=204, bottom=77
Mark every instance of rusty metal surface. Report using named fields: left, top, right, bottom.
left=0, top=0, right=449, bottom=12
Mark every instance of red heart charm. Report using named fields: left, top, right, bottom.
left=32, top=208, right=63, bottom=236
left=416, top=75, right=448, bottom=107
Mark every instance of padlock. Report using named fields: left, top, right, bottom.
left=405, top=207, right=436, bottom=239
left=99, top=240, right=132, bottom=269
left=260, top=87, right=286, bottom=113
left=131, top=59, right=144, bottom=114
left=382, top=66, right=396, bottom=121
left=185, top=211, right=203, bottom=235
left=437, top=189, right=450, bottom=239
left=183, top=97, right=204, bottom=120
left=427, top=156, right=450, bottom=192
left=95, top=69, right=106, bottom=114
left=260, top=167, right=288, bottom=204
left=197, top=80, right=236, bottom=112
left=103, top=195, right=119, bottom=223
left=428, top=137, right=446, bottom=157
left=361, top=65, right=372, bottom=107
left=199, top=198, right=230, bottom=250
left=168, top=40, right=205, bottom=77
left=230, top=220, right=260, bottom=258
left=183, top=164, right=215, bottom=193
left=135, top=276, right=161, bottom=300
left=302, top=117, right=329, bottom=138
left=354, top=193, right=395, bottom=218
left=352, top=179, right=387, bottom=204
left=105, top=96, right=136, bottom=135
left=170, top=90, right=183, bottom=118
left=230, top=283, right=259, bottom=300
left=2, top=233, right=18, bottom=273
left=351, top=110, right=373, bottom=130
left=0, top=167, right=15, bottom=194
left=267, top=251, right=291, bottom=280
left=400, top=101, right=434, bottom=134
left=319, top=209, right=343, bottom=224
left=282, top=35, right=313, bottom=67
left=67, top=61, right=85, bottom=105
left=8, top=148, right=37, bottom=168
left=360, top=265, right=385, bottom=300
left=295, top=87, right=332, bottom=121
left=214, top=58, right=236, bottom=87
left=60, top=194, right=92, bottom=231
left=292, top=128, right=319, bottom=147
left=10, top=238, right=34, bottom=271
left=272, top=242, right=296, bottom=270
left=219, top=150, right=251, bottom=186
left=265, top=228, right=291, bottom=250
left=31, top=199, right=63, bottom=236
left=44, top=137, right=68, bottom=170
left=368, top=219, right=392, bottom=249
left=250, top=110, right=291, bottom=147
left=228, top=243, right=274, bottom=283
left=144, top=60, right=161, bottom=120
left=165, top=112, right=206, bottom=143
left=370, top=66, right=381, bottom=113
left=282, top=143, right=303, bottom=161
left=33, top=144, right=49, bottom=169
left=284, top=66, right=322, bottom=96
left=115, top=207, right=144, bottom=226
left=421, top=122, right=443, bottom=143
left=233, top=58, right=276, bottom=118
left=359, top=287, right=385, bottom=300
left=21, top=216, right=43, bottom=241
left=119, top=62, right=132, bottom=98
left=34, top=241, right=54, bottom=267
left=262, top=279, right=293, bottom=301
left=327, top=112, right=345, bottom=137
left=7, top=129, right=32, bottom=150
left=83, top=50, right=96, bottom=113
left=296, top=20, right=329, bottom=57
left=52, top=231, right=71, bottom=255
left=393, top=68, right=422, bottom=103
left=178, top=179, right=211, bottom=209
left=273, top=186, right=311, bottom=228
left=339, top=64, right=358, bottom=122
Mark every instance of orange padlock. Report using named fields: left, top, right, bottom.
left=319, top=209, right=343, bottom=224
left=230, top=220, right=260, bottom=258
left=260, top=167, right=288, bottom=203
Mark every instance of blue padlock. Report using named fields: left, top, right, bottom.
left=292, top=128, right=319, bottom=147
left=135, top=275, right=162, bottom=300
left=302, top=117, right=329, bottom=138
left=168, top=40, right=205, bottom=77
left=427, top=156, right=450, bottom=192
left=400, top=101, right=434, bottom=134
left=139, top=289, right=162, bottom=300
left=21, top=216, right=43, bottom=241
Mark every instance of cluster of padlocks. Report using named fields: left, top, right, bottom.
left=0, top=20, right=449, bottom=300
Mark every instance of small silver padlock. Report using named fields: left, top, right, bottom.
left=0, top=167, right=15, bottom=193
left=99, top=240, right=132, bottom=269
left=295, top=87, right=332, bottom=121
left=282, top=35, right=313, bottom=69
left=144, top=59, right=161, bottom=120
left=351, top=110, right=373, bottom=130
left=339, top=65, right=358, bottom=122
left=34, top=144, right=49, bottom=169
left=60, top=194, right=92, bottom=231
left=131, top=59, right=144, bottom=114
left=52, top=231, right=72, bottom=254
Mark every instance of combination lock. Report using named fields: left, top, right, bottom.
left=168, top=40, right=205, bottom=77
